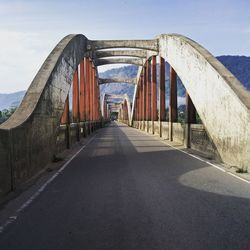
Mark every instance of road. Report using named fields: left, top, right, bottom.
left=0, top=122, right=249, bottom=250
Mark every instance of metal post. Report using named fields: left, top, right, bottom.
left=169, top=66, right=178, bottom=141
left=79, top=59, right=85, bottom=122
left=151, top=56, right=157, bottom=134
left=143, top=66, right=147, bottom=130
left=146, top=60, right=151, bottom=132
left=185, top=92, right=197, bottom=148
left=159, top=57, right=166, bottom=137
left=85, top=58, right=90, bottom=123
left=61, top=95, right=70, bottom=149
left=72, top=69, right=80, bottom=141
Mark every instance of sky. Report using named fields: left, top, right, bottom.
left=0, top=0, right=250, bottom=93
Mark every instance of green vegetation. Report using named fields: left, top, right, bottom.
left=0, top=107, right=17, bottom=124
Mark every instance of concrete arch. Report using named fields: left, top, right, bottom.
left=102, top=93, right=132, bottom=124
left=157, top=34, right=250, bottom=167
left=0, top=34, right=88, bottom=192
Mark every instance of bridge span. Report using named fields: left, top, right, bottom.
left=0, top=33, right=249, bottom=248
left=0, top=121, right=249, bottom=249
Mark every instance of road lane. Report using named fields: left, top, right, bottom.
left=0, top=122, right=249, bottom=250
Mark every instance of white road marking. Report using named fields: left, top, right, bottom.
left=0, top=135, right=97, bottom=234
left=135, top=126, right=250, bottom=184
left=227, top=172, right=250, bottom=184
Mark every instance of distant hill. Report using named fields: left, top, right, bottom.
left=217, top=56, right=250, bottom=90
left=0, top=90, right=25, bottom=110
left=0, top=55, right=249, bottom=110
left=99, top=55, right=250, bottom=101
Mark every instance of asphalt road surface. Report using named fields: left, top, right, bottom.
left=0, top=122, right=249, bottom=250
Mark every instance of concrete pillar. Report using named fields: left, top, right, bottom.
left=79, top=59, right=85, bottom=122
left=169, top=66, right=178, bottom=141
left=159, top=57, right=166, bottom=137
left=151, top=56, right=157, bottom=134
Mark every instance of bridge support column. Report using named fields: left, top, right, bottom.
left=185, top=92, right=197, bottom=148
left=151, top=56, right=157, bottom=134
left=146, top=60, right=151, bottom=133
left=169, top=66, right=178, bottom=141
left=79, top=59, right=86, bottom=137
left=89, top=60, right=94, bottom=132
left=72, top=69, right=80, bottom=142
left=61, top=95, right=70, bottom=149
left=159, top=57, right=166, bottom=137
left=93, top=67, right=96, bottom=130
left=85, top=58, right=90, bottom=135
left=143, top=66, right=147, bottom=130
left=139, top=77, right=143, bottom=129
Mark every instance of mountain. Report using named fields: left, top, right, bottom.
left=99, top=66, right=138, bottom=101
left=99, top=55, right=250, bottom=101
left=0, top=55, right=249, bottom=110
left=0, top=91, right=26, bottom=110
left=217, top=56, right=250, bottom=90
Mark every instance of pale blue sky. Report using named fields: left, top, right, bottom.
left=0, top=0, right=250, bottom=93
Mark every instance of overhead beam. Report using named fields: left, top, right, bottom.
left=95, top=58, right=144, bottom=66
left=105, top=94, right=126, bottom=99
left=89, top=39, right=158, bottom=51
left=95, top=50, right=148, bottom=59
left=99, top=78, right=136, bottom=85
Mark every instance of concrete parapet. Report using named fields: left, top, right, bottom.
left=157, top=34, right=250, bottom=168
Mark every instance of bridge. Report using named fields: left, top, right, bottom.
left=0, top=34, right=249, bottom=249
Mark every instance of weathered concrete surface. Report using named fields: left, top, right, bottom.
left=99, top=77, right=136, bottom=85
left=190, top=124, right=216, bottom=159
left=95, top=58, right=144, bottom=66
left=158, top=34, right=250, bottom=168
left=0, top=34, right=88, bottom=197
left=89, top=39, right=159, bottom=51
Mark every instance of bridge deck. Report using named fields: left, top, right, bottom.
left=0, top=122, right=249, bottom=249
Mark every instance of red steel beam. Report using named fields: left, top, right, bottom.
left=159, top=57, right=166, bottom=121
left=72, top=69, right=79, bottom=123
left=170, top=66, right=178, bottom=123
left=89, top=61, right=93, bottom=121
left=143, top=66, right=147, bottom=121
left=151, top=56, right=157, bottom=121
left=146, top=60, right=151, bottom=121
left=85, top=58, right=90, bottom=121
left=186, top=92, right=196, bottom=124
left=61, top=95, right=69, bottom=124
left=79, top=59, right=85, bottom=122
left=140, top=76, right=143, bottom=121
